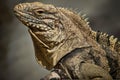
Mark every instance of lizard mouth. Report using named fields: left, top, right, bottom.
left=25, top=21, right=51, bottom=32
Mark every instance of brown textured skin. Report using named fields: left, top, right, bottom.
left=14, top=2, right=120, bottom=79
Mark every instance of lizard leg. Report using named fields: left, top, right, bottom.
left=77, top=62, right=113, bottom=80
left=60, top=48, right=113, bottom=80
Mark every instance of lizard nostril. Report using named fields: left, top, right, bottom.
left=14, top=4, right=23, bottom=11
left=18, top=4, right=22, bottom=9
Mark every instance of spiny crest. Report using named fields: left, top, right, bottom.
left=77, top=12, right=90, bottom=25
left=109, top=35, right=118, bottom=51
left=59, top=7, right=90, bottom=25
left=71, top=9, right=91, bottom=35
left=67, top=8, right=91, bottom=32
left=91, top=31, right=120, bottom=53
left=69, top=8, right=91, bottom=35
left=114, top=40, right=120, bottom=53
left=58, top=7, right=91, bottom=34
left=59, top=7, right=120, bottom=53
left=68, top=8, right=79, bottom=12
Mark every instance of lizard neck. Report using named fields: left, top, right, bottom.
left=48, top=32, right=90, bottom=67
left=29, top=30, right=90, bottom=70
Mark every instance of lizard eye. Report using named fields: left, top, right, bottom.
left=37, top=10, right=44, bottom=14
left=34, top=9, right=44, bottom=15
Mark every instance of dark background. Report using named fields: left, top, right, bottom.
left=0, top=0, right=120, bottom=80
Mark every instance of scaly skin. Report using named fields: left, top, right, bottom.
left=14, top=2, right=119, bottom=79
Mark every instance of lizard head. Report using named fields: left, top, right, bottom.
left=14, top=2, right=90, bottom=69
left=14, top=2, right=66, bottom=49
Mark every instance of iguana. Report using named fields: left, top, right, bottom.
left=14, top=2, right=120, bottom=80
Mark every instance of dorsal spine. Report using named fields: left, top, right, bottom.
left=90, top=30, right=120, bottom=53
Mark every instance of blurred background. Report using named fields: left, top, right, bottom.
left=0, top=0, right=120, bottom=80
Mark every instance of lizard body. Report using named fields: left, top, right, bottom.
left=14, top=2, right=120, bottom=79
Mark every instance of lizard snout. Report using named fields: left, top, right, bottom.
left=14, top=4, right=23, bottom=12
left=14, top=3, right=31, bottom=12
